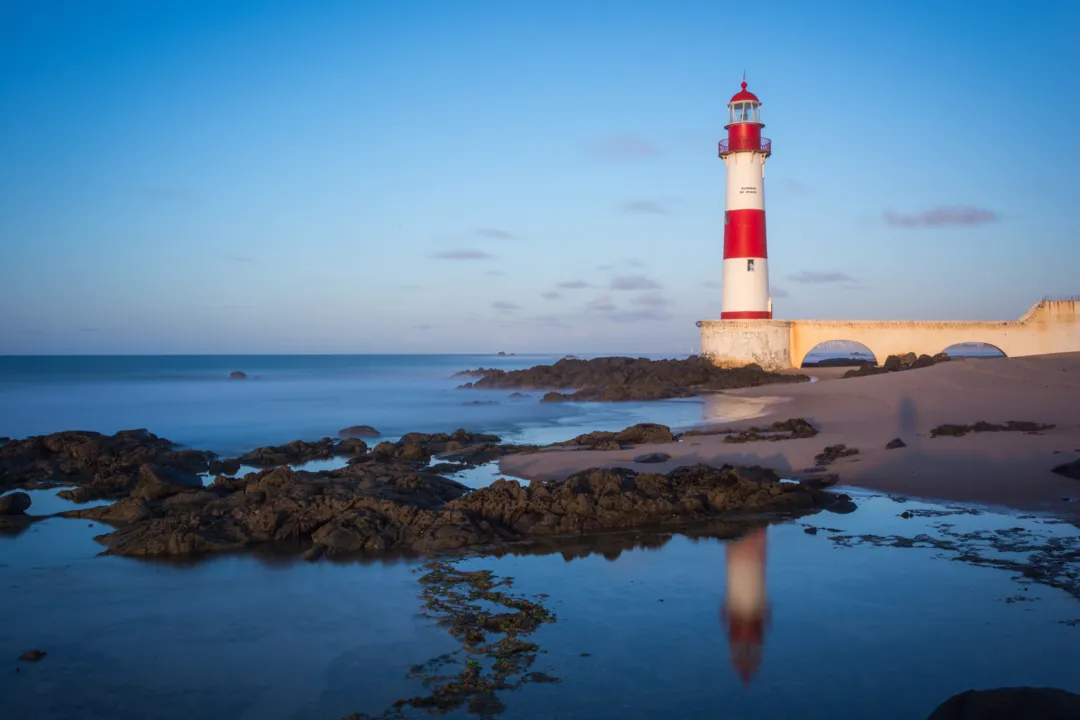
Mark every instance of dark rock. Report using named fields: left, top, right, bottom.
left=930, top=421, right=1055, bottom=438
left=208, top=458, right=242, bottom=476
left=0, top=491, right=31, bottom=515
left=886, top=438, right=907, bottom=450
left=19, top=650, right=46, bottom=662
left=633, top=453, right=671, bottom=464
left=508, top=392, right=530, bottom=399
left=1051, top=459, right=1080, bottom=481
left=234, top=438, right=337, bottom=467
left=130, top=464, right=203, bottom=501
left=461, top=400, right=499, bottom=406
left=925, top=687, right=1080, bottom=720
left=814, top=445, right=859, bottom=466
left=338, top=425, right=380, bottom=438
left=334, top=438, right=369, bottom=456
left=229, top=371, right=247, bottom=379
left=553, top=423, right=674, bottom=451
left=844, top=351, right=950, bottom=379
left=458, top=355, right=808, bottom=403
left=64, top=460, right=849, bottom=559
left=824, top=494, right=858, bottom=514
left=798, top=474, right=839, bottom=489
left=1, top=429, right=213, bottom=499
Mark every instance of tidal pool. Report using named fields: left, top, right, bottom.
left=1, top=489, right=1077, bottom=720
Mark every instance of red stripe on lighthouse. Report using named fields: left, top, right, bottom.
left=720, top=310, right=772, bottom=319
left=723, top=209, right=767, bottom=259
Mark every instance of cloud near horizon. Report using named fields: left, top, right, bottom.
left=541, top=291, right=561, bottom=300
left=588, top=134, right=664, bottom=161
left=432, top=249, right=494, bottom=260
left=475, top=227, right=517, bottom=240
left=610, top=274, right=661, bottom=291
left=788, top=270, right=856, bottom=284
left=884, top=206, right=998, bottom=227
left=557, top=280, right=591, bottom=289
left=771, top=286, right=791, bottom=298
left=492, top=301, right=520, bottom=312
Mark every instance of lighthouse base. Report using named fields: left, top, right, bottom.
left=697, top=320, right=793, bottom=371
left=698, top=299, right=1080, bottom=371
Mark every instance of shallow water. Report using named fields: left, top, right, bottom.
left=1, top=484, right=1076, bottom=720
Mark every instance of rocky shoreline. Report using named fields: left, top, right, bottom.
left=455, top=355, right=808, bottom=401
left=0, top=422, right=855, bottom=559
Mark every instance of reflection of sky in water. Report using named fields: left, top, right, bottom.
left=0, top=487, right=1076, bottom=719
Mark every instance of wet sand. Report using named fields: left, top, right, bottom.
left=501, top=353, right=1080, bottom=517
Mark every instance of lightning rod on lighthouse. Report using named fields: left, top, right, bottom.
left=719, top=79, right=772, bottom=319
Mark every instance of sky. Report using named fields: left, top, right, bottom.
left=1, top=0, right=1078, bottom=354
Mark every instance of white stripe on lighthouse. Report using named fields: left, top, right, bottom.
left=721, top=257, right=771, bottom=313
left=724, top=152, right=766, bottom=212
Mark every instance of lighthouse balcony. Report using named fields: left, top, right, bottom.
left=718, top=137, right=772, bottom=157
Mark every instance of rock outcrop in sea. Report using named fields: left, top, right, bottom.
left=455, top=355, right=808, bottom=401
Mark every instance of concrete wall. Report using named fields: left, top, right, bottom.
left=698, top=320, right=792, bottom=371
left=699, top=300, right=1080, bottom=370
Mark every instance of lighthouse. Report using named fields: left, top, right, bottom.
left=719, top=79, right=772, bottom=319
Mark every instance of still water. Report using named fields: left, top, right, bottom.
left=1, top=486, right=1076, bottom=720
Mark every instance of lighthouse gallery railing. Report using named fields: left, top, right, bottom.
left=718, top=138, right=772, bottom=156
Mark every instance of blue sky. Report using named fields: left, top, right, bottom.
left=1, top=0, right=1077, bottom=354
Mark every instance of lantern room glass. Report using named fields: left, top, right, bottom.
left=729, top=101, right=760, bottom=124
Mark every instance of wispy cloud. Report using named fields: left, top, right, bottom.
left=788, top=270, right=856, bottom=284
left=610, top=275, right=661, bottom=291
left=400, top=284, right=424, bottom=290
left=702, top=280, right=722, bottom=289
left=588, top=134, right=664, bottom=161
left=587, top=295, right=616, bottom=312
left=771, top=286, right=791, bottom=298
left=413, top=323, right=433, bottom=330
left=476, top=227, right=517, bottom=240
left=79, top=327, right=98, bottom=332
left=611, top=308, right=671, bottom=323
left=492, top=301, right=521, bottom=312
left=620, top=199, right=669, bottom=215
left=630, top=292, right=670, bottom=307
left=432, top=249, right=494, bottom=260
left=226, top=254, right=256, bottom=264
left=541, top=291, right=561, bottom=300
left=485, top=270, right=505, bottom=276
left=884, top=206, right=998, bottom=227
left=557, top=280, right=591, bottom=290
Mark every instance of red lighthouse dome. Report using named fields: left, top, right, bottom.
left=729, top=80, right=760, bottom=104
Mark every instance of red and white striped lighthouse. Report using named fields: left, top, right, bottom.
left=719, top=78, right=772, bottom=319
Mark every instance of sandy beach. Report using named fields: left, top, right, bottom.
left=501, top=352, right=1080, bottom=518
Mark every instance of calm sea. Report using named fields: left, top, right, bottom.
left=1, top=353, right=1076, bottom=720
left=0, top=354, right=726, bottom=455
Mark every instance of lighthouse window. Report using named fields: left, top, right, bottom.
left=747, top=259, right=755, bottom=272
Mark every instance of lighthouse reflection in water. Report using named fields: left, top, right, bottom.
left=721, top=526, right=770, bottom=685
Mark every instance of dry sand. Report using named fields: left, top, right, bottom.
left=501, top=352, right=1080, bottom=518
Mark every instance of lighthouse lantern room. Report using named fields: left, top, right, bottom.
left=718, top=79, right=772, bottom=320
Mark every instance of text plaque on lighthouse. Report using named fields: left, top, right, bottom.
left=719, top=79, right=773, bottom=320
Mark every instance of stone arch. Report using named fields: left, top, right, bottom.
left=799, top=340, right=878, bottom=368
left=939, top=342, right=1007, bottom=358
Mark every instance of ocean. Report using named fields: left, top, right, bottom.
left=1, top=353, right=1077, bottom=720
left=0, top=354, right=724, bottom=455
